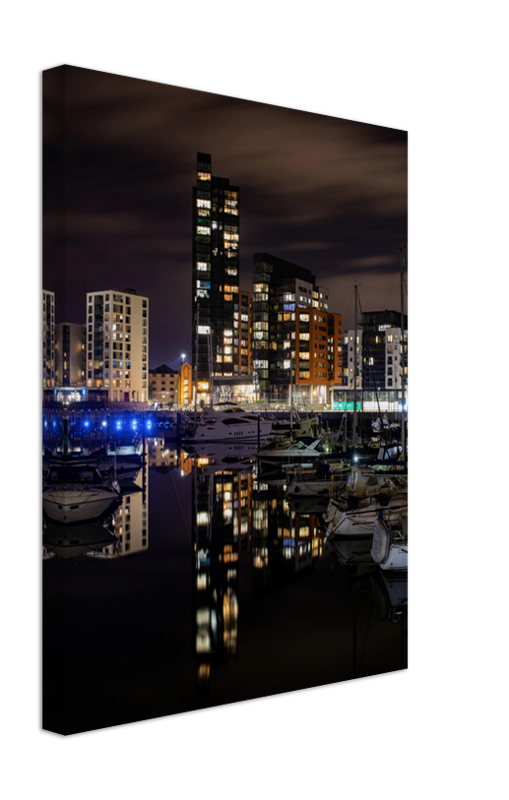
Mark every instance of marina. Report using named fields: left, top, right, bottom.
left=43, top=406, right=407, bottom=734
left=41, top=80, right=410, bottom=738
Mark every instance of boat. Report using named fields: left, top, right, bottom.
left=270, top=411, right=321, bottom=439
left=323, top=494, right=407, bottom=539
left=43, top=464, right=121, bottom=524
left=285, top=459, right=350, bottom=497
left=184, top=441, right=257, bottom=473
left=345, top=465, right=407, bottom=498
left=185, top=403, right=272, bottom=442
left=256, top=438, right=326, bottom=480
left=106, top=443, right=144, bottom=482
left=43, top=520, right=119, bottom=559
left=370, top=513, right=408, bottom=570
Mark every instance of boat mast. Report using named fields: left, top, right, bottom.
left=290, top=351, right=293, bottom=437
left=399, top=243, right=407, bottom=469
left=353, top=284, right=358, bottom=453
left=208, top=331, right=214, bottom=408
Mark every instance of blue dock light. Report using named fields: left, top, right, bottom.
left=84, top=420, right=90, bottom=428
left=116, top=420, right=122, bottom=430
left=132, top=420, right=137, bottom=430
left=102, top=420, right=107, bottom=428
left=146, top=419, right=152, bottom=431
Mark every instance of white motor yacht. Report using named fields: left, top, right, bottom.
left=185, top=403, right=273, bottom=442
left=43, top=465, right=121, bottom=524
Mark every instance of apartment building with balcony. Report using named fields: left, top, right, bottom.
left=55, top=322, right=85, bottom=387
left=192, top=153, right=251, bottom=404
left=332, top=310, right=408, bottom=411
left=43, top=290, right=55, bottom=392
left=252, top=253, right=339, bottom=403
left=85, top=288, right=149, bottom=403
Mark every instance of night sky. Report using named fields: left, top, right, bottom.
left=43, top=65, right=407, bottom=370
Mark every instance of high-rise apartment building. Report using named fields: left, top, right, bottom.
left=192, top=153, right=241, bottom=403
left=86, top=288, right=149, bottom=403
left=43, top=290, right=55, bottom=391
left=252, top=253, right=337, bottom=402
left=55, top=322, right=85, bottom=387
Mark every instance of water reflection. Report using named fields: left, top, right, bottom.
left=43, top=415, right=407, bottom=733
left=42, top=414, right=148, bottom=560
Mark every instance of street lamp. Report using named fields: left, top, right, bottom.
left=181, top=353, right=186, bottom=366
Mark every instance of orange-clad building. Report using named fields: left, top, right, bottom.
left=294, top=308, right=343, bottom=404
left=252, top=253, right=341, bottom=404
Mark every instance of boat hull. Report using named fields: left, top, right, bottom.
left=325, top=497, right=407, bottom=539
left=286, top=476, right=334, bottom=496
left=370, top=516, right=408, bottom=570
left=186, top=420, right=272, bottom=442
left=43, top=488, right=119, bottom=524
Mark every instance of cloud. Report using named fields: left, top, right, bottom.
left=339, top=255, right=398, bottom=273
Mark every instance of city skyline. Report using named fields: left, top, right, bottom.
left=43, top=65, right=407, bottom=370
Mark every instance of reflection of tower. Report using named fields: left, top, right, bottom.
left=192, top=464, right=248, bottom=691
left=252, top=477, right=324, bottom=593
left=96, top=456, right=149, bottom=558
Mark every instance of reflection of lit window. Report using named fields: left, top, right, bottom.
left=197, top=512, right=209, bottom=525
left=196, top=633, right=211, bottom=653
left=196, top=608, right=210, bottom=625
left=253, top=547, right=268, bottom=568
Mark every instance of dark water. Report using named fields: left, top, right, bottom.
left=43, top=434, right=407, bottom=735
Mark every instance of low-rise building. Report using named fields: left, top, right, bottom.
left=149, top=364, right=179, bottom=405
